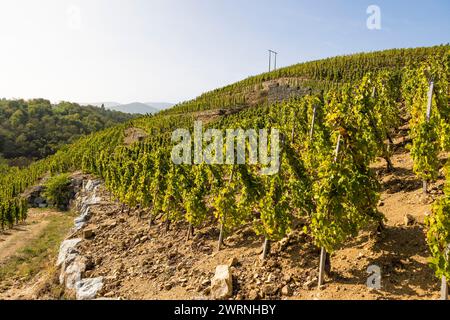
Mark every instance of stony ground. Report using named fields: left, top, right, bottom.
left=65, top=139, right=447, bottom=300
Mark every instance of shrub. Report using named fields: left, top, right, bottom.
left=43, top=174, right=73, bottom=211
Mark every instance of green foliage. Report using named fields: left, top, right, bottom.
left=258, top=174, right=290, bottom=241
left=0, top=98, right=136, bottom=160
left=184, top=164, right=209, bottom=226
left=426, top=164, right=450, bottom=279
left=43, top=174, right=72, bottom=211
left=402, top=54, right=449, bottom=183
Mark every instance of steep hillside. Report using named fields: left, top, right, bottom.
left=161, top=45, right=449, bottom=115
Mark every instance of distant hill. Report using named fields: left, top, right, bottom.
left=87, top=102, right=174, bottom=114
left=108, top=102, right=159, bottom=114
left=89, top=102, right=122, bottom=109
left=144, top=102, right=174, bottom=110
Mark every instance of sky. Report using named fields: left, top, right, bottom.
left=0, top=0, right=449, bottom=105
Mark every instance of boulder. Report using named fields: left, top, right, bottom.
left=85, top=194, right=101, bottom=206
left=57, top=239, right=82, bottom=267
left=210, top=265, right=233, bottom=299
left=35, top=196, right=45, bottom=205
left=60, top=255, right=86, bottom=290
left=71, top=177, right=84, bottom=192
left=76, top=277, right=104, bottom=300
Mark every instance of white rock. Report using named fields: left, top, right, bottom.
left=74, top=206, right=91, bottom=230
left=76, top=277, right=104, bottom=300
left=84, top=180, right=101, bottom=193
left=211, top=265, right=233, bottom=299
left=60, top=255, right=86, bottom=290
left=57, top=239, right=82, bottom=267
left=85, top=195, right=101, bottom=206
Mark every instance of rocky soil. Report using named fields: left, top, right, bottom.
left=61, top=146, right=445, bottom=300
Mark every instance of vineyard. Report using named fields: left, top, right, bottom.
left=1, top=45, right=449, bottom=299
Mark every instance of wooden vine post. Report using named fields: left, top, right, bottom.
left=441, top=245, right=449, bottom=300
left=423, top=80, right=434, bottom=194
left=307, top=99, right=331, bottom=288
left=309, top=103, right=318, bottom=141
left=217, top=166, right=235, bottom=251
left=187, top=223, right=194, bottom=240
left=261, top=237, right=271, bottom=260
left=261, top=134, right=285, bottom=261
left=441, top=276, right=448, bottom=300
left=318, top=134, right=341, bottom=288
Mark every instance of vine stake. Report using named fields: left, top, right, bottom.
left=423, top=80, right=434, bottom=195
left=318, top=134, right=341, bottom=288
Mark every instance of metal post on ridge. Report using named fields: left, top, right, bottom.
left=268, top=50, right=278, bottom=72
left=274, top=51, right=277, bottom=70
left=268, top=50, right=272, bottom=72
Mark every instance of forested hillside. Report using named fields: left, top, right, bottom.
left=0, top=99, right=136, bottom=162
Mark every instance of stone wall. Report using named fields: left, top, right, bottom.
left=56, top=178, right=105, bottom=300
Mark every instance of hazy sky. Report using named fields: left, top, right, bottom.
left=0, top=0, right=449, bottom=104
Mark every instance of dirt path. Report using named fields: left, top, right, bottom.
left=0, top=210, right=60, bottom=263
left=0, top=209, right=74, bottom=300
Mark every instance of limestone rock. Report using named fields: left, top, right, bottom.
left=57, top=239, right=82, bottom=267
left=84, top=180, right=101, bottom=193
left=74, top=206, right=91, bottom=230
left=76, top=277, right=104, bottom=300
left=60, top=255, right=86, bottom=290
left=210, top=265, right=233, bottom=299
